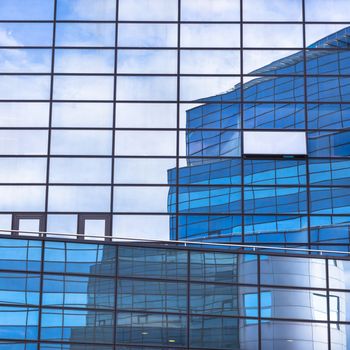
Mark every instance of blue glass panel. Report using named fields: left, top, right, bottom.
left=244, top=159, right=306, bottom=185
left=190, top=284, right=257, bottom=316
left=118, top=247, right=187, bottom=280
left=175, top=159, right=241, bottom=185
left=243, top=103, right=305, bottom=129
left=118, top=279, right=187, bottom=313
left=309, top=159, right=350, bottom=185
left=0, top=272, right=40, bottom=305
left=42, top=274, right=115, bottom=309
left=176, top=215, right=242, bottom=242
left=0, top=238, right=41, bottom=271
left=307, top=76, right=350, bottom=102
left=176, top=186, right=241, bottom=214
left=41, top=308, right=114, bottom=343
left=244, top=215, right=308, bottom=243
left=116, top=312, right=186, bottom=347
left=190, top=316, right=249, bottom=349
left=44, top=242, right=116, bottom=275
left=190, top=251, right=257, bottom=284
left=310, top=216, right=350, bottom=244
left=0, top=342, right=37, bottom=350
left=310, top=187, right=350, bottom=214
left=308, top=131, right=350, bottom=157
left=186, top=131, right=240, bottom=158
left=308, top=104, right=350, bottom=129
left=0, top=306, right=38, bottom=340
left=244, top=187, right=307, bottom=214
left=39, top=344, right=111, bottom=350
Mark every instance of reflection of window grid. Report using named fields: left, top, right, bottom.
left=312, top=293, right=339, bottom=329
left=244, top=291, right=271, bottom=324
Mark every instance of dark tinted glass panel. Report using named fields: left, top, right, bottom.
left=244, top=159, right=306, bottom=185
left=0, top=238, right=41, bottom=271
left=308, top=131, right=350, bottom=157
left=0, top=272, right=40, bottom=305
left=118, top=279, right=187, bottom=313
left=310, top=187, right=350, bottom=214
left=310, top=216, right=350, bottom=244
left=42, top=275, right=115, bottom=309
left=118, top=247, right=188, bottom=280
left=0, top=306, right=38, bottom=340
left=243, top=103, right=305, bottom=129
left=309, top=159, right=350, bottom=185
left=44, top=242, right=117, bottom=275
left=244, top=187, right=307, bottom=214
left=244, top=215, right=308, bottom=243
left=41, top=308, right=114, bottom=343
left=190, top=251, right=257, bottom=284
left=116, top=312, right=186, bottom=347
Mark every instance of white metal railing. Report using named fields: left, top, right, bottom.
left=0, top=228, right=349, bottom=256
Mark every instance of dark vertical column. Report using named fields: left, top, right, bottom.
left=44, top=0, right=58, bottom=232
left=186, top=249, right=190, bottom=350
left=110, top=0, right=120, bottom=239
left=37, top=239, right=46, bottom=349
left=326, top=258, right=331, bottom=350
left=175, top=0, right=181, bottom=241
left=240, top=0, right=245, bottom=245
left=257, top=253, right=262, bottom=350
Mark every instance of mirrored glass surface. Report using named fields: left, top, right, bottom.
left=309, top=159, right=350, bottom=186
left=308, top=131, right=350, bottom=157
left=0, top=186, right=45, bottom=211
left=305, top=0, right=350, bottom=21
left=57, top=0, right=116, bottom=20
left=55, top=49, right=114, bottom=74
left=56, top=23, right=115, bottom=47
left=48, top=186, right=111, bottom=212
left=181, top=24, right=240, bottom=48
left=0, top=0, right=54, bottom=20
left=118, top=24, right=177, bottom=48
left=119, top=0, right=178, bottom=21
left=308, top=104, right=350, bottom=129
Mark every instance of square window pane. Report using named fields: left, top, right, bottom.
left=50, top=158, right=112, bottom=184
left=51, top=130, right=112, bottom=155
left=116, top=103, right=177, bottom=128
left=52, top=102, right=113, bottom=128
left=243, top=0, right=302, bottom=21
left=0, top=23, right=53, bottom=46
left=0, top=49, right=52, bottom=73
left=115, top=131, right=176, bottom=156
left=181, top=50, right=240, bottom=74
left=18, top=219, right=41, bottom=237
left=84, top=220, right=106, bottom=241
left=53, top=76, right=114, bottom=101
left=114, top=186, right=169, bottom=213
left=113, top=214, right=170, bottom=240
left=55, top=49, right=114, bottom=74
left=56, top=23, right=115, bottom=47
left=244, top=24, right=303, bottom=48
left=181, top=0, right=240, bottom=21
left=118, top=49, right=177, bottom=74
left=47, top=215, right=77, bottom=239
left=118, top=24, right=177, bottom=47
left=48, top=186, right=111, bottom=212
left=119, top=0, right=178, bottom=21
left=57, top=0, right=116, bottom=20
left=0, top=0, right=54, bottom=20
left=181, top=24, right=240, bottom=48
left=117, top=76, right=177, bottom=101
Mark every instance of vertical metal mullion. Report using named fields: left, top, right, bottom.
left=187, top=249, right=190, bottom=350
left=44, top=0, right=58, bottom=233
left=301, top=0, right=311, bottom=252
left=37, top=240, right=46, bottom=349
left=110, top=0, right=119, bottom=239
left=257, top=254, right=262, bottom=350
left=112, top=2, right=120, bottom=347
left=326, top=259, right=331, bottom=350
left=175, top=0, right=181, bottom=241
left=240, top=0, right=245, bottom=246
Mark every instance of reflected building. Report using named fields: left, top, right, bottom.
left=168, top=26, right=350, bottom=248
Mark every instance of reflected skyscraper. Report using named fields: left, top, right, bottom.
left=168, top=26, right=350, bottom=249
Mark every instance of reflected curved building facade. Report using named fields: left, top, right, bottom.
left=168, top=27, right=350, bottom=249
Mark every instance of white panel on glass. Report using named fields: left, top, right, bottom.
left=243, top=131, right=307, bottom=155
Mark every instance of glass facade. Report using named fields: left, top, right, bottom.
left=0, top=0, right=348, bottom=248
left=0, top=235, right=350, bottom=349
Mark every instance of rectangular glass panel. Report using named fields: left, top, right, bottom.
left=18, top=219, right=41, bottom=237
left=0, top=186, right=45, bottom=211
left=0, top=0, right=54, bottom=20
left=84, top=220, right=106, bottom=241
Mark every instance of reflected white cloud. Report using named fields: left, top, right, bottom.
left=119, top=0, right=178, bottom=21
left=305, top=0, right=350, bottom=21
left=113, top=214, right=170, bottom=240
left=118, top=49, right=177, bottom=74
left=114, top=186, right=169, bottom=213
left=0, top=186, right=45, bottom=211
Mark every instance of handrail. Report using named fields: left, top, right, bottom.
left=0, top=228, right=349, bottom=256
